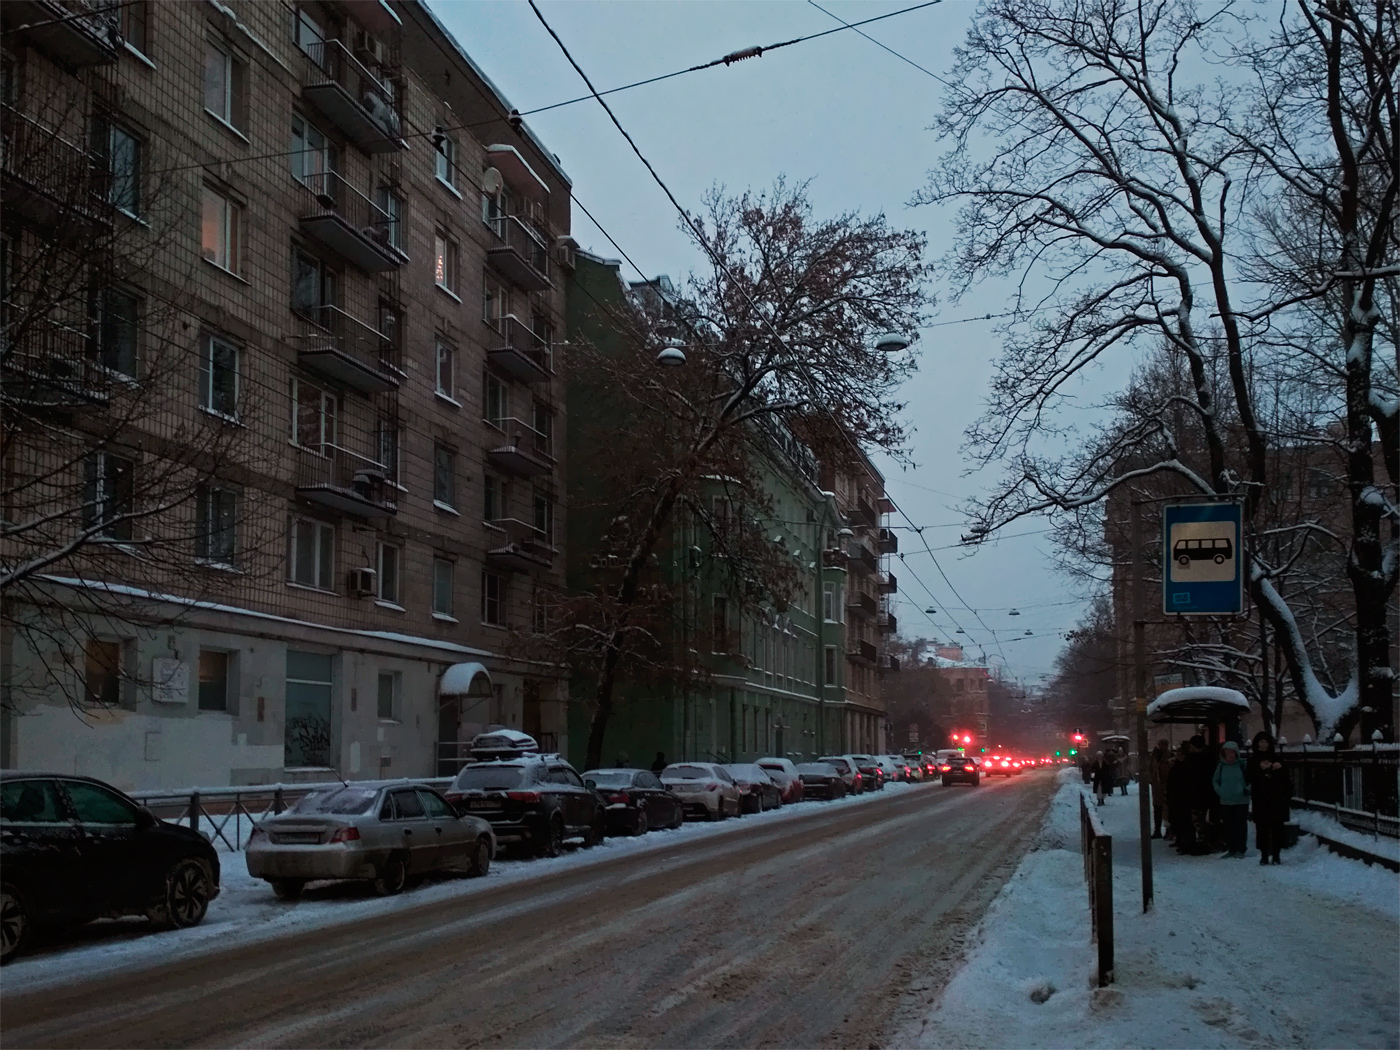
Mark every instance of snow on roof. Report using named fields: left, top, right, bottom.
left=1147, top=686, right=1250, bottom=719
left=471, top=729, right=536, bottom=749
left=930, top=655, right=988, bottom=670
left=439, top=662, right=492, bottom=697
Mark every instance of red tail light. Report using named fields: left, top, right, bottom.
left=608, top=791, right=630, bottom=804
left=705, top=783, right=719, bottom=791
left=444, top=793, right=462, bottom=804
left=328, top=826, right=360, bottom=844
left=507, top=790, right=542, bottom=802
left=940, top=765, right=951, bottom=771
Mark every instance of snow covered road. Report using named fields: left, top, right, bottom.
left=2, top=773, right=1057, bottom=1048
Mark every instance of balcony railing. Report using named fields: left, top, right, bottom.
left=486, top=315, right=551, bottom=383
left=485, top=517, right=556, bottom=573
left=846, top=639, right=878, bottom=666
left=848, top=541, right=878, bottom=575
left=1, top=106, right=111, bottom=231
left=878, top=571, right=897, bottom=595
left=846, top=590, right=877, bottom=618
left=3, top=317, right=110, bottom=409
left=288, top=305, right=400, bottom=395
left=878, top=527, right=898, bottom=554
left=295, top=444, right=396, bottom=517
left=855, top=496, right=878, bottom=528
left=295, top=171, right=400, bottom=272
left=299, top=38, right=405, bottom=154
left=878, top=611, right=898, bottom=634
left=3, top=1, right=122, bottom=67
left=822, top=547, right=849, bottom=570
left=486, top=215, right=551, bottom=291
left=877, top=653, right=900, bottom=673
left=484, top=416, right=553, bottom=478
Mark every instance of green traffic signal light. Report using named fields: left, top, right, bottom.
left=1069, top=748, right=1078, bottom=755
left=1055, top=750, right=1062, bottom=756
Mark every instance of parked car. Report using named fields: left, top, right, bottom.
left=940, top=755, right=981, bottom=787
left=443, top=756, right=604, bottom=856
left=849, top=754, right=887, bottom=790
left=582, top=768, right=683, bottom=835
left=247, top=782, right=494, bottom=899
left=723, top=764, right=782, bottom=813
left=1, top=771, right=221, bottom=963
left=794, top=762, right=848, bottom=800
left=818, top=756, right=865, bottom=794
left=878, top=756, right=911, bottom=783
left=905, top=752, right=938, bottom=777
left=659, top=763, right=741, bottom=821
left=756, top=757, right=804, bottom=804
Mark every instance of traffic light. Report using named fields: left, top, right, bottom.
left=1069, top=748, right=1078, bottom=756
left=1055, top=750, right=1062, bottom=756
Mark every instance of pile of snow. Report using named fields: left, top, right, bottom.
left=1293, top=808, right=1400, bottom=864
left=898, top=770, right=1398, bottom=1049
left=3, top=780, right=918, bottom=994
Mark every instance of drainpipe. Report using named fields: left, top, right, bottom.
left=815, top=519, right=825, bottom=758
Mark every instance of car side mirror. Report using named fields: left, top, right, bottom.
left=136, top=806, right=158, bottom=830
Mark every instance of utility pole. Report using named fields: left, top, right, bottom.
left=815, top=516, right=826, bottom=758
left=1131, top=500, right=1155, bottom=912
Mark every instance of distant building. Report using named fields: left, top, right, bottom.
left=926, top=644, right=990, bottom=744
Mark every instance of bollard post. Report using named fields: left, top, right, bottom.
left=274, top=786, right=285, bottom=814
left=1095, top=836, right=1114, bottom=985
left=189, top=790, right=200, bottom=834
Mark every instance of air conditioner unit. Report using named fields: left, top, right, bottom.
left=354, top=28, right=386, bottom=64
left=348, top=567, right=377, bottom=596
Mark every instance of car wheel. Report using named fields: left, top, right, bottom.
left=372, top=853, right=408, bottom=896
left=633, top=809, right=649, bottom=836
left=148, top=858, right=213, bottom=930
left=270, top=878, right=305, bottom=901
left=671, top=805, right=684, bottom=829
left=712, top=800, right=725, bottom=821
left=972, top=775, right=980, bottom=786
left=0, top=883, right=31, bottom=964
left=537, top=815, right=565, bottom=858
left=468, top=837, right=491, bottom=877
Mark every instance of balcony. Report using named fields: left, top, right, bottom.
left=878, top=653, right=901, bottom=674
left=855, top=496, right=878, bottom=528
left=878, top=571, right=897, bottom=595
left=846, top=640, right=878, bottom=666
left=289, top=305, right=400, bottom=395
left=4, top=319, right=109, bottom=409
left=1, top=106, right=110, bottom=232
left=878, top=611, right=898, bottom=634
left=295, top=446, right=396, bottom=518
left=846, top=590, right=877, bottom=618
left=485, top=517, right=555, bottom=573
left=3, top=1, right=121, bottom=67
left=486, top=316, right=551, bottom=383
left=299, top=39, right=405, bottom=154
left=822, top=547, right=849, bottom=570
left=877, top=528, right=898, bottom=554
left=878, top=495, right=895, bottom=515
left=485, top=417, right=553, bottom=478
left=486, top=215, right=550, bottom=291
left=296, top=171, right=400, bottom=273
left=848, top=541, right=878, bottom=575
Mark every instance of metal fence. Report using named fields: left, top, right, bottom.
left=1279, top=745, right=1399, bottom=840
left=1079, top=788, right=1114, bottom=987
left=130, top=777, right=452, bottom=852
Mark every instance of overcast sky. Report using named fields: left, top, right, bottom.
left=430, top=0, right=1099, bottom=684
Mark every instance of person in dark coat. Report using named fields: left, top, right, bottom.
left=1166, top=742, right=1194, bottom=850
left=1248, top=731, right=1290, bottom=865
left=1091, top=751, right=1109, bottom=805
left=650, top=751, right=667, bottom=774
left=1080, top=754, right=1093, bottom=784
left=1187, top=735, right=1218, bottom=853
left=1147, top=739, right=1171, bottom=837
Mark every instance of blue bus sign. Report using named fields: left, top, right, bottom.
left=1163, top=502, right=1243, bottom=615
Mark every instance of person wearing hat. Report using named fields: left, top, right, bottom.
left=1212, top=741, right=1251, bottom=858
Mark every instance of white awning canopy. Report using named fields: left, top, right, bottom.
left=1147, top=686, right=1250, bottom=721
left=439, top=662, right=493, bottom=699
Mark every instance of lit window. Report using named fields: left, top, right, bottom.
left=201, top=186, right=242, bottom=273
left=434, top=233, right=457, bottom=293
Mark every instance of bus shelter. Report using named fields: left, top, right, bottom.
left=1146, top=686, right=1250, bottom=749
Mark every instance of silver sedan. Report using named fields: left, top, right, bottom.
left=246, top=782, right=495, bottom=900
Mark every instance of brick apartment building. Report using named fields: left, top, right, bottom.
left=1, top=0, right=572, bottom=788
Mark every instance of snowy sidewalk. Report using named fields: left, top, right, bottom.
left=896, top=771, right=1399, bottom=1049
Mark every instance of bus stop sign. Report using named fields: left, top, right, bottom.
left=1163, top=502, right=1243, bottom=615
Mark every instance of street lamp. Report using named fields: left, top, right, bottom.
left=874, top=332, right=911, bottom=352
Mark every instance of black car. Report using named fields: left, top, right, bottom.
left=582, top=768, right=684, bottom=835
left=795, top=762, right=848, bottom=800
left=850, top=755, right=887, bottom=790
left=940, top=755, right=980, bottom=786
left=443, top=757, right=605, bottom=857
left=1, top=771, right=221, bottom=963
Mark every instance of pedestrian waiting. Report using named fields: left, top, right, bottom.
left=1212, top=741, right=1250, bottom=858
left=1248, top=731, right=1290, bottom=865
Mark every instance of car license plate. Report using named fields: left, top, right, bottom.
left=276, top=832, right=321, bottom=844
left=469, top=800, right=496, bottom=809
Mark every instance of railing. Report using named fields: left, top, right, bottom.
left=877, top=527, right=899, bottom=554
left=295, top=442, right=397, bottom=516
left=289, top=304, right=400, bottom=386
left=1279, top=745, right=1399, bottom=839
left=6, top=0, right=122, bottom=66
left=295, top=170, right=398, bottom=270
left=3, top=316, right=110, bottom=407
left=300, top=38, right=403, bottom=147
left=487, top=214, right=551, bottom=288
left=847, top=639, right=878, bottom=664
left=487, top=315, right=552, bottom=379
left=848, top=541, right=878, bottom=574
left=878, top=571, right=897, bottom=594
left=846, top=590, right=877, bottom=617
left=1, top=105, right=110, bottom=224
left=878, top=610, right=898, bottom=634
left=1079, top=788, right=1114, bottom=986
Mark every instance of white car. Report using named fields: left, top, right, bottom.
left=756, top=757, right=804, bottom=803
left=660, top=762, right=741, bottom=821
left=877, top=756, right=909, bottom=782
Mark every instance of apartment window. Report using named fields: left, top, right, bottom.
left=293, top=4, right=329, bottom=64
left=194, top=483, right=237, bottom=564
left=484, top=372, right=506, bottom=428
left=291, top=114, right=336, bottom=192
left=824, top=646, right=838, bottom=686
left=435, top=339, right=455, bottom=399
left=822, top=581, right=840, bottom=622
left=377, top=542, right=400, bottom=604
left=481, top=570, right=504, bottom=625
left=434, top=133, right=457, bottom=188
left=481, top=185, right=505, bottom=227
left=201, top=186, right=242, bottom=273
left=532, top=489, right=554, bottom=543
left=377, top=671, right=398, bottom=720
left=98, top=121, right=140, bottom=216
left=376, top=420, right=401, bottom=486
left=532, top=401, right=553, bottom=456
left=432, top=557, right=454, bottom=617
left=121, top=1, right=149, bottom=56
left=83, top=452, right=134, bottom=541
left=291, top=248, right=337, bottom=321
left=285, top=650, right=332, bottom=768
left=289, top=517, right=334, bottom=589
left=203, top=40, right=246, bottom=129
left=198, top=650, right=229, bottom=712
left=483, top=275, right=506, bottom=328
left=375, top=186, right=402, bottom=252
left=84, top=639, right=123, bottom=707
left=712, top=596, right=729, bottom=653
left=95, top=288, right=138, bottom=376
left=433, top=445, right=455, bottom=509
left=291, top=377, right=337, bottom=454
left=377, top=301, right=401, bottom=355
left=484, top=475, right=505, bottom=522
left=532, top=586, right=549, bottom=634
left=434, top=233, right=458, bottom=295
left=199, top=335, right=239, bottom=419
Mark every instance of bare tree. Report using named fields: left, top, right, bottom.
left=921, top=0, right=1398, bottom=740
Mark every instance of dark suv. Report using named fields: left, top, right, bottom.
left=1, top=772, right=221, bottom=962
left=940, top=755, right=980, bottom=787
left=444, top=757, right=604, bottom=857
